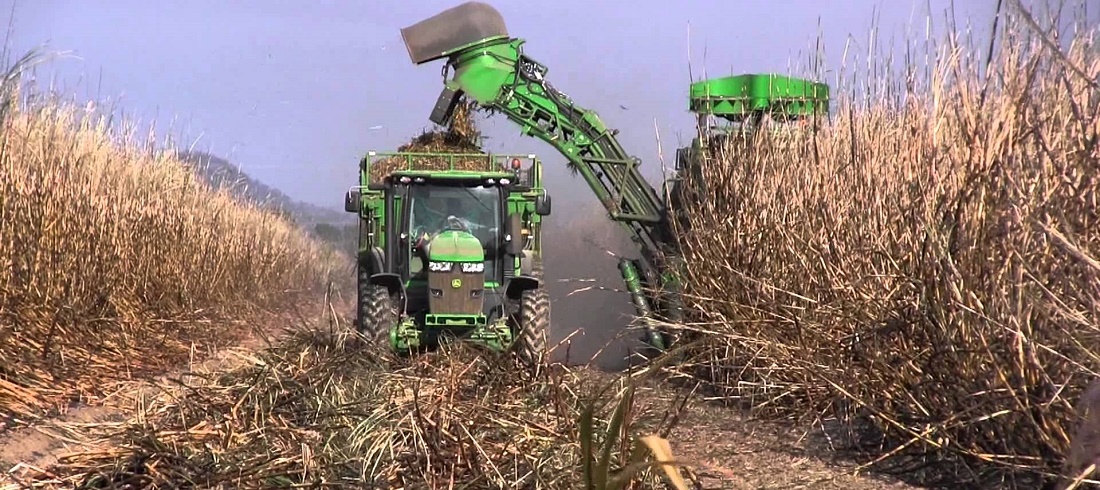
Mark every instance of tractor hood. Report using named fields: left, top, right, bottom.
left=425, top=229, right=486, bottom=316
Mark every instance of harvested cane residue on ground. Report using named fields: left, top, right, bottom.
left=12, top=326, right=679, bottom=489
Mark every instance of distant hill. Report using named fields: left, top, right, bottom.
left=176, top=150, right=357, bottom=257
left=175, top=150, right=348, bottom=225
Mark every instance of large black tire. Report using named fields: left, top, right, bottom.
left=515, top=257, right=550, bottom=367
left=356, top=267, right=396, bottom=343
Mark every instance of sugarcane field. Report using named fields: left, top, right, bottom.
left=1, top=1, right=1098, bottom=489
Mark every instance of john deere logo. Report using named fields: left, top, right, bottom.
left=451, top=278, right=462, bottom=289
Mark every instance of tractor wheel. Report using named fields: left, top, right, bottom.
left=515, top=257, right=550, bottom=368
left=356, top=267, right=396, bottom=344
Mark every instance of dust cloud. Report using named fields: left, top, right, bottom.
left=539, top=196, right=650, bottom=372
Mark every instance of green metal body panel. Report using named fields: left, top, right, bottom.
left=354, top=151, right=546, bottom=274
left=443, top=39, right=665, bottom=228
left=675, top=74, right=832, bottom=214
left=689, top=74, right=830, bottom=121
left=424, top=231, right=488, bottom=330
left=427, top=229, right=485, bottom=262
left=390, top=314, right=512, bottom=352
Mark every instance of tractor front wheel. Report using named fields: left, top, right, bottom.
left=357, top=267, right=396, bottom=344
left=515, top=259, right=550, bottom=368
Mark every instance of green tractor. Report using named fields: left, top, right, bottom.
left=343, top=151, right=553, bottom=363
left=396, top=1, right=830, bottom=354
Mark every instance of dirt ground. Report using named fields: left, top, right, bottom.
left=653, top=394, right=914, bottom=488
left=567, top=368, right=918, bottom=490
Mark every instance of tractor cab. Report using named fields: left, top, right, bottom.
left=396, top=174, right=511, bottom=324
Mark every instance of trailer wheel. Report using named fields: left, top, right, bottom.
left=515, top=258, right=550, bottom=369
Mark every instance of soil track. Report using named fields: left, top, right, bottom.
left=579, top=369, right=919, bottom=490
left=650, top=394, right=916, bottom=489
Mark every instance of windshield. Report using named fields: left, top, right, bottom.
left=406, top=184, right=502, bottom=278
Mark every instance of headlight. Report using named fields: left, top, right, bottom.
left=460, top=262, right=485, bottom=273
left=428, top=261, right=453, bottom=272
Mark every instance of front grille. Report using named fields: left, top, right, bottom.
left=427, top=264, right=485, bottom=315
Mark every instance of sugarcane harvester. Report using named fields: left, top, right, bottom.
left=399, top=2, right=830, bottom=351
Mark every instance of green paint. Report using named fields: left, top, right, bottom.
left=444, top=38, right=666, bottom=231
left=389, top=314, right=513, bottom=353
left=391, top=3, right=833, bottom=352
left=424, top=313, right=483, bottom=327
left=427, top=230, right=486, bottom=263
left=618, top=258, right=666, bottom=350
left=690, top=74, right=830, bottom=121
left=390, top=318, right=422, bottom=353
left=465, top=318, right=514, bottom=352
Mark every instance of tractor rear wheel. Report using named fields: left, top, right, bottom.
left=357, top=267, right=396, bottom=344
left=515, top=258, right=550, bottom=368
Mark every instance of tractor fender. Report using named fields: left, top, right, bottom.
left=369, top=272, right=405, bottom=298
left=360, top=247, right=385, bottom=276
left=504, top=275, right=540, bottom=301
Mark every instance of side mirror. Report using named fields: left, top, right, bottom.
left=344, top=189, right=361, bottom=213
left=506, top=212, right=524, bottom=255
left=535, top=194, right=552, bottom=216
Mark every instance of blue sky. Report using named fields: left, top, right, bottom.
left=2, top=0, right=1014, bottom=209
